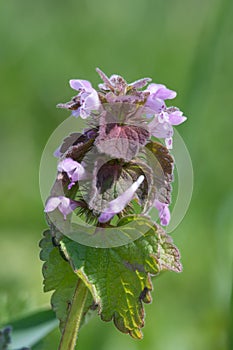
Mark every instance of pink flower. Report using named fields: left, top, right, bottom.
left=98, top=175, right=145, bottom=223
left=44, top=196, right=79, bottom=220
left=145, top=83, right=177, bottom=114
left=149, top=109, right=187, bottom=149
left=69, top=79, right=100, bottom=118
left=154, top=199, right=171, bottom=226
left=58, top=158, right=87, bottom=189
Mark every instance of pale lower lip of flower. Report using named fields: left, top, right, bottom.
left=44, top=196, right=79, bottom=220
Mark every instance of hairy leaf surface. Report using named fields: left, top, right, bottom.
left=39, top=230, right=94, bottom=332
left=58, top=217, right=181, bottom=338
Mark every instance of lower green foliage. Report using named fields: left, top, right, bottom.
left=39, top=231, right=94, bottom=333
left=40, top=216, right=181, bottom=340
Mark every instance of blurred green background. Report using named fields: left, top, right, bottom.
left=0, top=0, right=232, bottom=349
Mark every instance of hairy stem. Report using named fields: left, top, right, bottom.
left=58, top=278, right=88, bottom=350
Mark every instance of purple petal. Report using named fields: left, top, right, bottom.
left=98, top=212, right=115, bottom=223
left=58, top=158, right=88, bottom=188
left=79, top=107, right=90, bottom=119
left=44, top=197, right=61, bottom=212
left=58, top=196, right=78, bottom=220
left=156, top=86, right=177, bottom=100
left=69, top=79, right=93, bottom=92
left=98, top=175, right=144, bottom=223
left=72, top=108, right=81, bottom=118
left=68, top=182, right=76, bottom=190
left=53, top=146, right=62, bottom=158
left=70, top=163, right=86, bottom=182
left=168, top=111, right=187, bottom=125
left=160, top=205, right=171, bottom=226
left=85, top=129, right=97, bottom=139
left=145, top=95, right=165, bottom=114
left=147, top=83, right=164, bottom=94
left=154, top=199, right=171, bottom=226
left=58, top=158, right=79, bottom=173
left=149, top=117, right=173, bottom=138
left=69, top=199, right=80, bottom=211
left=165, top=137, right=173, bottom=149
left=44, top=196, right=79, bottom=220
left=83, top=89, right=100, bottom=110
left=147, top=83, right=177, bottom=100
left=76, top=89, right=100, bottom=119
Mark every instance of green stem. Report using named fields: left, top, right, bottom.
left=58, top=278, right=88, bottom=350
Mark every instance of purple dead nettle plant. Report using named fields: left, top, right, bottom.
left=40, top=68, right=187, bottom=349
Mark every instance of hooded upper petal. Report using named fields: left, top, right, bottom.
left=58, top=158, right=87, bottom=189
left=147, top=83, right=177, bottom=100
left=145, top=83, right=177, bottom=115
left=98, top=175, right=145, bottom=223
left=69, top=79, right=93, bottom=92
left=58, top=158, right=79, bottom=173
left=44, top=197, right=61, bottom=212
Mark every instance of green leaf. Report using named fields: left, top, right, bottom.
left=39, top=230, right=94, bottom=333
left=59, top=216, right=182, bottom=339
left=1, top=310, right=57, bottom=350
